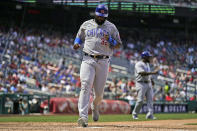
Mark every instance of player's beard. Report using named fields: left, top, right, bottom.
left=95, top=17, right=106, bottom=25
left=146, top=58, right=151, bottom=63
left=143, top=58, right=150, bottom=63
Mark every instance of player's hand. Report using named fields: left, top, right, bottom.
left=104, top=33, right=109, bottom=41
left=73, top=44, right=80, bottom=50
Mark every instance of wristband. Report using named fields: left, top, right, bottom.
left=74, top=37, right=82, bottom=45
left=108, top=36, right=117, bottom=46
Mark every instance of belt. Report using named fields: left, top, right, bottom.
left=84, top=52, right=109, bottom=59
left=137, top=81, right=150, bottom=83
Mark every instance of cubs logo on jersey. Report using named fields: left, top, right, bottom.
left=86, top=28, right=109, bottom=38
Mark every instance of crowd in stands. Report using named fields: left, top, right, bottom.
left=116, top=28, right=197, bottom=103
left=0, top=24, right=81, bottom=96
left=0, top=23, right=196, bottom=104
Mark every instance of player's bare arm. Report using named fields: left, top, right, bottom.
left=139, top=66, right=159, bottom=76
left=138, top=71, right=158, bottom=76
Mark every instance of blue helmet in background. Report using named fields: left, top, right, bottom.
left=141, top=51, right=152, bottom=59
left=95, top=4, right=108, bottom=18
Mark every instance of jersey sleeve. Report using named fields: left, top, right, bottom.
left=112, top=25, right=122, bottom=45
left=75, top=22, right=86, bottom=44
left=135, top=62, right=145, bottom=74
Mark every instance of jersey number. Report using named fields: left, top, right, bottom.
left=101, top=38, right=108, bottom=46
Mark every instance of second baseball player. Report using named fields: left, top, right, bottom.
left=132, top=51, right=159, bottom=120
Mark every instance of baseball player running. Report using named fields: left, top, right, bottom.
left=73, top=4, right=122, bottom=127
left=132, top=51, right=159, bottom=120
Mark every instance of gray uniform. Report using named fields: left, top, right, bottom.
left=132, top=60, right=154, bottom=117
left=76, top=19, right=122, bottom=119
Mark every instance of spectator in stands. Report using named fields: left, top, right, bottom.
left=127, top=78, right=135, bottom=90
left=190, top=95, right=196, bottom=101
left=164, top=82, right=171, bottom=94
left=165, top=92, right=173, bottom=102
left=124, top=92, right=137, bottom=106
left=41, top=84, right=49, bottom=92
left=174, top=90, right=184, bottom=103
left=15, top=84, right=23, bottom=93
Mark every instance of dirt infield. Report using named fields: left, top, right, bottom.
left=0, top=119, right=197, bottom=131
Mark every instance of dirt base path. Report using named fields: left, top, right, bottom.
left=0, top=119, right=197, bottom=131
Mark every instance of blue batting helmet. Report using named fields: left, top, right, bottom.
left=141, top=51, right=152, bottom=59
left=95, top=4, right=108, bottom=18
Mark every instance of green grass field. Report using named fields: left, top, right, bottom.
left=0, top=113, right=197, bottom=122
left=185, top=123, right=197, bottom=125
